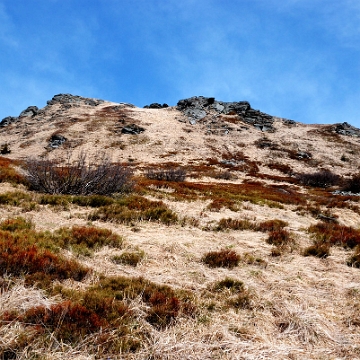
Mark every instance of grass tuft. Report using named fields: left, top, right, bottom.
left=111, top=250, right=145, bottom=266
left=202, top=249, right=240, bottom=268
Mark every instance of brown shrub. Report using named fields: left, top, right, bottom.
left=207, top=198, right=238, bottom=212
left=266, top=229, right=294, bottom=247
left=54, top=226, right=124, bottom=251
left=24, top=151, right=133, bottom=195
left=0, top=156, right=26, bottom=184
left=343, top=173, right=360, bottom=193
left=296, top=169, right=341, bottom=188
left=90, top=276, right=196, bottom=328
left=303, top=242, right=330, bottom=258
left=266, top=162, right=293, bottom=175
left=308, top=222, right=360, bottom=249
left=0, top=235, right=89, bottom=286
left=213, top=278, right=244, bottom=292
left=202, top=249, right=240, bottom=268
left=215, top=218, right=255, bottom=231
left=257, top=219, right=288, bottom=232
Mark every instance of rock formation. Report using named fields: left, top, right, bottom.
left=176, top=96, right=274, bottom=131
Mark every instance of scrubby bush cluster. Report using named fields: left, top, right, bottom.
left=308, top=222, right=360, bottom=249
left=296, top=169, right=340, bottom=188
left=306, top=222, right=360, bottom=265
left=53, top=225, right=124, bottom=256
left=0, top=220, right=89, bottom=287
left=25, top=152, right=133, bottom=195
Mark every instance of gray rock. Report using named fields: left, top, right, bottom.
left=212, top=103, right=224, bottom=112
left=121, top=124, right=145, bottom=135
left=283, top=119, right=296, bottom=126
left=0, top=116, right=18, bottom=127
left=47, top=94, right=104, bottom=106
left=143, top=103, right=169, bottom=109
left=19, top=106, right=38, bottom=117
left=176, top=96, right=274, bottom=131
left=297, top=151, right=312, bottom=159
left=49, top=134, right=67, bottom=148
left=186, top=108, right=207, bottom=120
left=334, top=122, right=360, bottom=137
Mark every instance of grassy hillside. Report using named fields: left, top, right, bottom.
left=1, top=97, right=360, bottom=359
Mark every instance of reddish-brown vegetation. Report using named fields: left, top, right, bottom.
left=0, top=156, right=26, bottom=184
left=202, top=249, right=240, bottom=268
left=266, top=229, right=294, bottom=247
left=308, top=222, right=360, bottom=249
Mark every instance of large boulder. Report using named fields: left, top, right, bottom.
left=0, top=116, right=18, bottom=127
left=48, top=134, right=67, bottom=148
left=19, top=106, right=38, bottom=117
left=335, top=122, right=360, bottom=137
left=176, top=96, right=274, bottom=131
left=47, top=94, right=104, bottom=107
left=121, top=124, right=145, bottom=135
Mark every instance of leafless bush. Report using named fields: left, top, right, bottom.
left=296, top=169, right=340, bottom=188
left=24, top=152, right=133, bottom=195
left=343, top=173, right=360, bottom=193
left=145, top=167, right=186, bottom=182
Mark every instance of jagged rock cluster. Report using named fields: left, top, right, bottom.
left=46, top=93, right=105, bottom=107
left=0, top=94, right=105, bottom=128
left=176, top=96, right=274, bottom=131
left=334, top=122, right=360, bottom=137
left=143, top=103, right=169, bottom=109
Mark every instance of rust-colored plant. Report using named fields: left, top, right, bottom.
left=202, top=249, right=240, bottom=268
left=266, top=229, right=293, bottom=247
left=308, top=222, right=360, bottom=249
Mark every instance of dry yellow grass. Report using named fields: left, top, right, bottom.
left=1, top=96, right=360, bottom=359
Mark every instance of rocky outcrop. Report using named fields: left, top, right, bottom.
left=334, top=122, right=360, bottom=137
left=19, top=106, right=38, bottom=117
left=48, top=134, right=67, bottom=149
left=0, top=116, right=18, bottom=127
left=143, top=103, right=169, bottom=109
left=176, top=96, right=274, bottom=131
left=121, top=124, right=145, bottom=135
left=47, top=94, right=104, bottom=107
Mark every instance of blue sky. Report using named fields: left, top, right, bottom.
left=1, top=0, right=360, bottom=126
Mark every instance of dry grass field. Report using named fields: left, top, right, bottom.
left=1, top=95, right=360, bottom=359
